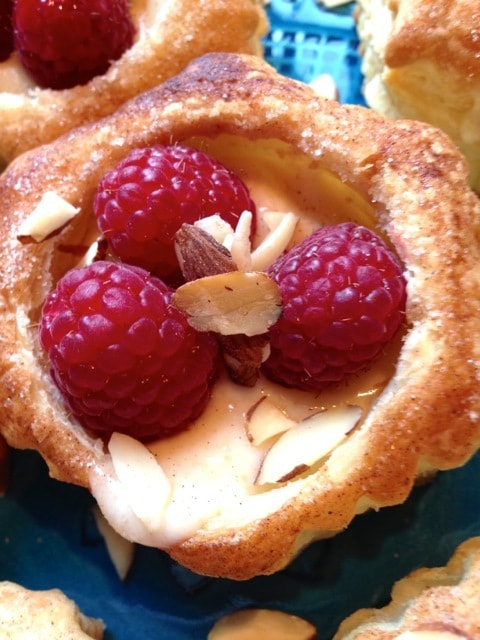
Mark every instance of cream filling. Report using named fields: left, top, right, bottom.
left=83, top=137, right=402, bottom=548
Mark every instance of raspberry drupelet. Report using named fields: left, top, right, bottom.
left=93, top=144, right=256, bottom=285
left=0, top=0, right=13, bottom=62
left=39, top=261, right=219, bottom=442
left=13, top=0, right=135, bottom=90
left=263, top=222, right=406, bottom=391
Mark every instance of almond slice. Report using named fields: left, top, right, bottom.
left=92, top=504, right=135, bottom=581
left=172, top=270, right=282, bottom=336
left=250, top=211, right=299, bottom=271
left=17, top=191, right=79, bottom=242
left=255, top=405, right=362, bottom=485
left=208, top=608, right=316, bottom=640
left=108, top=432, right=171, bottom=532
left=230, top=209, right=253, bottom=271
left=245, top=396, right=297, bottom=446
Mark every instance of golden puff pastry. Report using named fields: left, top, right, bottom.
left=0, top=0, right=267, bottom=169
left=0, top=581, right=104, bottom=639
left=0, top=53, right=480, bottom=579
left=356, top=0, right=480, bottom=192
left=333, top=537, right=480, bottom=640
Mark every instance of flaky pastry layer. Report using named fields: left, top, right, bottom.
left=356, top=0, right=480, bottom=192
left=0, top=53, right=480, bottom=579
left=0, top=581, right=104, bottom=639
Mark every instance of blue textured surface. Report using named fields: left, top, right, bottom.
left=1, top=449, right=479, bottom=639
left=263, top=0, right=365, bottom=104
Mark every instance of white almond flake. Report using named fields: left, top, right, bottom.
left=108, top=432, right=172, bottom=532
left=92, top=504, right=135, bottom=581
left=246, top=396, right=297, bottom=446
left=251, top=211, right=299, bottom=271
left=194, top=214, right=234, bottom=246
left=255, top=405, right=362, bottom=485
left=17, top=191, right=80, bottom=242
left=310, top=73, right=338, bottom=101
left=230, top=209, right=253, bottom=271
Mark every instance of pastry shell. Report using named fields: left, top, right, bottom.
left=0, top=0, right=267, bottom=168
left=0, top=581, right=104, bottom=639
left=333, top=536, right=480, bottom=639
left=0, top=53, right=479, bottom=579
left=355, top=0, right=480, bottom=192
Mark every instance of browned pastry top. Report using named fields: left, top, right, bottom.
left=385, top=0, right=480, bottom=78
left=0, top=53, right=479, bottom=579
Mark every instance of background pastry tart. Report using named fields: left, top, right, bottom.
left=0, top=52, right=479, bottom=580
left=0, top=0, right=267, bottom=169
left=0, top=581, right=104, bottom=639
left=355, top=0, right=480, bottom=193
left=333, top=536, right=480, bottom=640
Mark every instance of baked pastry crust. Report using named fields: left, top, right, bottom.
left=333, top=536, right=480, bottom=639
left=0, top=581, right=104, bottom=639
left=0, top=53, right=480, bottom=579
left=356, top=0, right=480, bottom=192
left=0, top=0, right=267, bottom=168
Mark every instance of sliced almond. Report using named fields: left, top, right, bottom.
left=172, top=270, right=282, bottom=336
left=309, top=73, right=338, bottom=101
left=17, top=191, right=79, bottom=242
left=250, top=211, right=299, bottom=271
left=208, top=608, right=316, bottom=640
left=194, top=215, right=234, bottom=246
left=92, top=504, right=135, bottom=581
left=245, top=396, right=297, bottom=446
left=255, top=405, right=362, bottom=485
left=229, top=209, right=253, bottom=271
left=108, top=432, right=171, bottom=532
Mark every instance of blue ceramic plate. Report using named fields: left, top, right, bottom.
left=1, top=2, right=479, bottom=638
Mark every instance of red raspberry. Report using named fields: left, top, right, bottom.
left=93, top=145, right=257, bottom=285
left=0, top=0, right=13, bottom=62
left=263, top=222, right=406, bottom=391
left=13, top=0, right=135, bottom=90
left=39, top=261, right=219, bottom=441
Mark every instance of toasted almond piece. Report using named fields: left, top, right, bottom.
left=108, top=433, right=171, bottom=532
left=92, top=504, right=135, bottom=581
left=208, top=608, right=316, bottom=640
left=172, top=271, right=282, bottom=336
left=255, top=405, right=362, bottom=485
left=245, top=396, right=297, bottom=446
left=17, top=191, right=79, bottom=242
left=250, top=211, right=299, bottom=271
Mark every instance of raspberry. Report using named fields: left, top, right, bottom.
left=13, top=0, right=135, bottom=90
left=39, top=261, right=219, bottom=441
left=263, top=222, right=406, bottom=391
left=93, top=145, right=256, bottom=285
left=0, top=0, right=13, bottom=62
